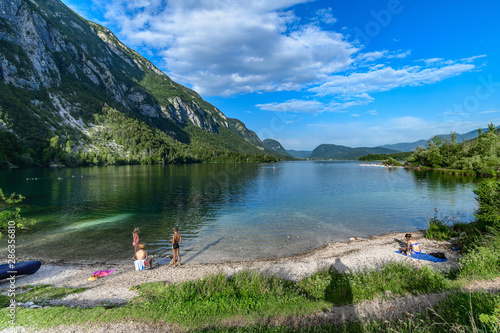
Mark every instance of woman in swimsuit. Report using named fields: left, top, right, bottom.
left=401, top=233, right=421, bottom=255
left=171, top=227, right=182, bottom=267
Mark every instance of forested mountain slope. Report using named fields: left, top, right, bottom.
left=0, top=0, right=287, bottom=167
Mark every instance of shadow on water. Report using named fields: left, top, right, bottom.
left=183, top=237, right=225, bottom=264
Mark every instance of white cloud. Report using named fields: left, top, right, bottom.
left=309, top=63, right=475, bottom=96
left=423, top=58, right=444, bottom=64
left=257, top=100, right=325, bottom=113
left=480, top=110, right=500, bottom=114
left=256, top=93, right=373, bottom=114
left=461, top=55, right=487, bottom=63
left=95, top=0, right=357, bottom=96
left=90, top=0, right=482, bottom=113
left=356, top=49, right=410, bottom=62
left=315, top=8, right=337, bottom=25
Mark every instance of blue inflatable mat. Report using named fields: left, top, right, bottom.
left=395, top=251, right=447, bottom=262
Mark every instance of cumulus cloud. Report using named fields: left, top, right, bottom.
left=94, top=0, right=357, bottom=96
left=91, top=0, right=481, bottom=113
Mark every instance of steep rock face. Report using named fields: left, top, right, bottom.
left=263, top=139, right=292, bottom=157
left=0, top=0, right=256, bottom=147
left=227, top=118, right=264, bottom=149
left=0, top=0, right=60, bottom=89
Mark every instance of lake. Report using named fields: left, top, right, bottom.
left=0, top=161, right=480, bottom=264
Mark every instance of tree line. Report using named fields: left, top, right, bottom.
left=0, top=105, right=280, bottom=168
left=405, top=123, right=500, bottom=176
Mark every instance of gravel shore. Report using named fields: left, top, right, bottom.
left=0, top=231, right=458, bottom=308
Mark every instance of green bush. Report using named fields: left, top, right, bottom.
left=430, top=291, right=500, bottom=332
left=458, top=243, right=500, bottom=279
left=0, top=188, right=37, bottom=239
left=425, top=217, right=454, bottom=241
left=474, top=179, right=500, bottom=231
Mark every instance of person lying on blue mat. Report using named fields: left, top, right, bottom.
left=400, top=233, right=421, bottom=255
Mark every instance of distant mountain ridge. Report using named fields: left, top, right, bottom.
left=378, top=127, right=496, bottom=152
left=286, top=150, right=312, bottom=159
left=309, top=144, right=399, bottom=160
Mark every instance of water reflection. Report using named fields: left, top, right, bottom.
left=0, top=164, right=260, bottom=263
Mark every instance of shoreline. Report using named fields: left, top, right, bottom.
left=7, top=229, right=429, bottom=267
left=0, top=230, right=460, bottom=308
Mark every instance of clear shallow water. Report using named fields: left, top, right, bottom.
left=0, top=161, right=480, bottom=264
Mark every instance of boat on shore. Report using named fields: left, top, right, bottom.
left=0, top=261, right=42, bottom=280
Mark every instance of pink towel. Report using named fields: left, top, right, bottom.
left=91, top=270, right=115, bottom=277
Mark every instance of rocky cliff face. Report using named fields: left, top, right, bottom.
left=227, top=118, right=263, bottom=148
left=0, top=0, right=262, bottom=153
left=263, top=139, right=292, bottom=157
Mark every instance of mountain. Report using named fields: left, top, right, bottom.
left=377, top=140, right=428, bottom=153
left=378, top=127, right=496, bottom=152
left=309, top=144, right=400, bottom=160
left=286, top=150, right=312, bottom=159
left=262, top=139, right=293, bottom=158
left=0, top=0, right=288, bottom=167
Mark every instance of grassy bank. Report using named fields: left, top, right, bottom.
left=0, top=262, right=463, bottom=330
left=0, top=245, right=498, bottom=331
left=199, top=291, right=500, bottom=332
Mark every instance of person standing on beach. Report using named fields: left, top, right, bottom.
left=132, top=227, right=140, bottom=254
left=171, top=227, right=182, bottom=267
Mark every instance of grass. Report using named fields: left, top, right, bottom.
left=130, top=271, right=328, bottom=326
left=298, top=262, right=455, bottom=306
left=193, top=291, right=500, bottom=333
left=0, top=271, right=328, bottom=329
left=0, top=263, right=461, bottom=330
left=458, top=234, right=500, bottom=280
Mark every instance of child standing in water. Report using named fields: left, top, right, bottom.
left=171, top=227, right=182, bottom=267
left=132, top=227, right=140, bottom=254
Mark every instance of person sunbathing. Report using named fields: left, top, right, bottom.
left=400, top=233, right=421, bottom=255
left=133, top=243, right=153, bottom=270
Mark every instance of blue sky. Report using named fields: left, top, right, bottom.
left=63, top=0, right=500, bottom=150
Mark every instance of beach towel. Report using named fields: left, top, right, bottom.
left=395, top=251, right=447, bottom=263
left=91, top=270, right=115, bottom=277
left=134, top=260, right=146, bottom=271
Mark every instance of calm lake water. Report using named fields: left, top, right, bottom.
left=0, top=161, right=480, bottom=264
